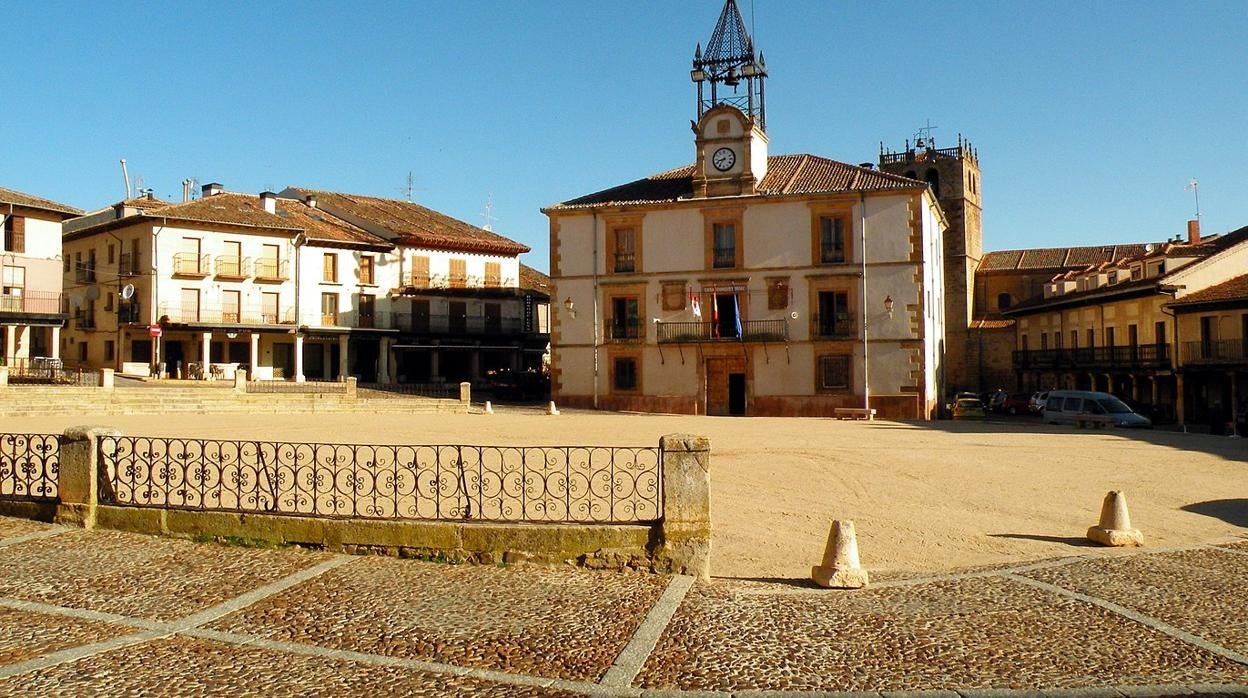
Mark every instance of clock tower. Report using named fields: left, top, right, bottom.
left=690, top=0, right=768, bottom=198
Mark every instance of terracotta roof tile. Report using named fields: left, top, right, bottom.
left=146, top=193, right=302, bottom=231
left=981, top=244, right=1151, bottom=273
left=519, top=264, right=550, bottom=294
left=547, top=154, right=920, bottom=210
left=0, top=186, right=83, bottom=216
left=971, top=315, right=1014, bottom=330
left=121, top=195, right=172, bottom=210
left=287, top=188, right=529, bottom=256
left=272, top=199, right=387, bottom=249
left=1168, top=273, right=1248, bottom=306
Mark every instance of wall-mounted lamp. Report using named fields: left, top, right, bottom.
left=563, top=297, right=576, bottom=320
left=226, top=331, right=239, bottom=339
left=884, top=295, right=895, bottom=319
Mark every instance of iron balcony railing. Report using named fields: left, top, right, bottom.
left=74, top=312, right=96, bottom=329
left=214, top=255, right=250, bottom=279
left=117, top=252, right=141, bottom=276
left=1182, top=339, right=1246, bottom=364
left=880, top=145, right=968, bottom=165
left=74, top=263, right=96, bottom=283
left=393, top=313, right=522, bottom=336
left=0, top=291, right=65, bottom=316
left=0, top=361, right=98, bottom=386
left=657, top=319, right=788, bottom=343
left=606, top=319, right=643, bottom=343
left=98, top=436, right=662, bottom=524
left=812, top=313, right=856, bottom=339
left=158, top=303, right=297, bottom=326
left=613, top=253, right=636, bottom=273
left=401, top=272, right=431, bottom=288
left=118, top=301, right=143, bottom=324
left=172, top=253, right=210, bottom=277
left=254, top=258, right=289, bottom=281
left=712, top=248, right=736, bottom=268
left=1012, top=344, right=1172, bottom=370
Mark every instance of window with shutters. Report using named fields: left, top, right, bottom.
left=484, top=261, right=501, bottom=287
left=359, top=256, right=375, bottom=285
left=321, top=292, right=339, bottom=325
left=323, top=253, right=338, bottom=283
left=3, top=216, right=25, bottom=254
left=407, top=255, right=430, bottom=288
left=816, top=355, right=851, bottom=391
left=449, top=258, right=467, bottom=288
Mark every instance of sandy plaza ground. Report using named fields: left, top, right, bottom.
left=3, top=407, right=1245, bottom=580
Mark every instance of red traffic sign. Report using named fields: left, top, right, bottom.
left=149, top=324, right=163, bottom=338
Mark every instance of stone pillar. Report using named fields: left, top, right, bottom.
left=345, top=376, right=358, bottom=401
left=50, top=326, right=61, bottom=360
left=0, top=365, right=8, bottom=387
left=430, top=349, right=440, bottom=381
left=54, top=426, right=122, bottom=529
left=338, top=334, right=349, bottom=379
left=378, top=337, right=392, bottom=385
left=4, top=327, right=15, bottom=362
left=1175, top=373, right=1186, bottom=426
left=510, top=345, right=520, bottom=372
left=470, top=349, right=481, bottom=381
left=657, top=433, right=712, bottom=580
left=459, top=381, right=471, bottom=403
left=200, top=332, right=212, bottom=375
left=15, top=326, right=30, bottom=360
left=249, top=332, right=260, bottom=380
left=294, top=334, right=306, bottom=383
left=233, top=368, right=247, bottom=392
left=1151, top=377, right=1159, bottom=407
left=1129, top=375, right=1139, bottom=401
left=99, top=368, right=114, bottom=391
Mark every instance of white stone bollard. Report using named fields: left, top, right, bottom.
left=1086, top=490, right=1143, bottom=547
left=811, top=519, right=869, bottom=589
left=548, top=401, right=559, bottom=416
left=484, top=400, right=493, bottom=414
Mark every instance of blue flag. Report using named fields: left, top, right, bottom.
left=732, top=295, right=743, bottom=339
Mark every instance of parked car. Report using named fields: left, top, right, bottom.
left=1042, top=390, right=1152, bottom=428
left=1028, top=391, right=1049, bottom=414
left=997, top=392, right=1032, bottom=415
left=952, top=397, right=987, bottom=420
left=983, top=390, right=1008, bottom=412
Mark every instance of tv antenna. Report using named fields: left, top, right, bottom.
left=914, top=119, right=938, bottom=149
left=399, top=171, right=420, bottom=202
left=1186, top=179, right=1200, bottom=219
left=481, top=192, right=497, bottom=231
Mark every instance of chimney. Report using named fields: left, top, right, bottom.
left=304, top=194, right=317, bottom=209
left=1187, top=219, right=1201, bottom=245
left=259, top=191, right=277, bottom=214
left=202, top=182, right=224, bottom=197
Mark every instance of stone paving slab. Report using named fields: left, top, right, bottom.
left=0, top=529, right=335, bottom=621
left=0, top=606, right=129, bottom=667
left=0, top=634, right=589, bottom=697
left=0, top=516, right=54, bottom=541
left=208, top=553, right=667, bottom=682
left=1021, top=548, right=1248, bottom=656
left=636, top=576, right=1248, bottom=693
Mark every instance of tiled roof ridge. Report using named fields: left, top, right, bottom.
left=1167, top=272, right=1248, bottom=306
left=0, top=185, right=84, bottom=216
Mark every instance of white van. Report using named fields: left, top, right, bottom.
left=1042, top=390, right=1152, bottom=428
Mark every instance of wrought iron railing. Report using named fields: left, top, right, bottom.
left=98, top=437, right=662, bottom=523
left=358, top=382, right=459, bottom=399
left=0, top=433, right=59, bottom=501
left=254, top=258, right=289, bottom=281
left=606, top=319, right=643, bottom=343
left=118, top=301, right=142, bottom=324
left=74, top=263, right=96, bottom=283
left=2, top=358, right=98, bottom=386
left=393, top=313, right=522, bottom=335
left=0, top=291, right=65, bottom=316
left=712, top=248, right=736, bottom=268
left=214, top=255, right=250, bottom=278
left=1182, top=339, right=1246, bottom=364
left=1012, top=344, right=1171, bottom=370
left=158, top=303, right=296, bottom=326
left=172, top=253, right=210, bottom=277
left=245, top=380, right=346, bottom=394
left=657, top=319, right=788, bottom=343
left=117, top=252, right=141, bottom=276
left=812, top=313, right=856, bottom=339
left=613, top=253, right=636, bottom=273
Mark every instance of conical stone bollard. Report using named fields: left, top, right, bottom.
left=548, top=401, right=560, bottom=416
left=811, top=519, right=870, bottom=589
left=1086, top=490, right=1143, bottom=547
left=484, top=401, right=494, bottom=414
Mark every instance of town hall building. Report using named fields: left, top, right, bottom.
left=543, top=0, right=948, bottom=420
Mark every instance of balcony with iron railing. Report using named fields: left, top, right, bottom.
left=117, top=252, right=141, bottom=277
left=1182, top=339, right=1246, bottom=365
left=117, top=301, right=143, bottom=324
left=74, top=311, right=96, bottom=329
left=254, top=258, right=289, bottom=282
left=73, top=263, right=96, bottom=283
left=158, top=302, right=297, bottom=326
left=613, top=253, right=636, bottom=273
left=172, top=253, right=210, bottom=278
left=812, top=313, right=857, bottom=339
left=401, top=271, right=431, bottom=289
left=392, top=313, right=522, bottom=336
left=712, top=248, right=736, bottom=269
left=605, top=319, right=643, bottom=344
left=657, top=319, right=788, bottom=343
left=0, top=291, right=66, bottom=317
left=214, top=255, right=250, bottom=279
left=1012, top=344, right=1171, bottom=370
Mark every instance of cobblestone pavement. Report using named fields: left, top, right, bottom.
left=0, top=517, right=1246, bottom=697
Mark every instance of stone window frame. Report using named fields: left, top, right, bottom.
left=609, top=352, right=642, bottom=393
left=702, top=206, right=744, bottom=271
left=815, top=354, right=852, bottom=392
left=605, top=214, right=644, bottom=275
left=809, top=202, right=854, bottom=266
left=807, top=277, right=858, bottom=340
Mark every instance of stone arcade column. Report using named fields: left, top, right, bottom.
left=200, top=332, right=211, bottom=376
left=50, top=326, right=61, bottom=360
left=657, top=433, right=712, bottom=580
left=294, top=334, right=306, bottom=383
left=1175, top=373, right=1186, bottom=426
left=338, top=334, right=349, bottom=379
left=378, top=337, right=392, bottom=385
left=249, top=332, right=260, bottom=380
left=3, top=327, right=15, bottom=362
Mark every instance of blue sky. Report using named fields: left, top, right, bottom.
left=6, top=1, right=1247, bottom=271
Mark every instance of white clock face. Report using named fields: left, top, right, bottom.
left=711, top=147, right=736, bottom=172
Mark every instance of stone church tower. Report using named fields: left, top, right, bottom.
left=879, top=135, right=983, bottom=392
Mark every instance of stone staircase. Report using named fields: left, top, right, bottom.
left=0, top=386, right=469, bottom=416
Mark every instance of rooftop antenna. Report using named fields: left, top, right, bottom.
left=481, top=192, right=497, bottom=232
left=914, top=119, right=938, bottom=149
left=1186, top=178, right=1200, bottom=219
left=400, top=171, right=419, bottom=202
left=120, top=159, right=132, bottom=199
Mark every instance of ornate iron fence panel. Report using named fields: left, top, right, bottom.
left=244, top=380, right=346, bottom=394
left=98, top=437, right=662, bottom=524
left=0, top=433, right=59, bottom=501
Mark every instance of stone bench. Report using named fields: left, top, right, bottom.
left=834, top=407, right=876, bottom=421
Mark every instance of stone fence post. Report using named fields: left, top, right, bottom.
left=54, top=426, right=121, bottom=530
left=234, top=369, right=247, bottom=392
left=0, top=365, right=8, bottom=387
left=459, top=381, right=471, bottom=403
left=657, top=433, right=711, bottom=579
left=99, top=368, right=114, bottom=391
left=345, top=376, right=358, bottom=401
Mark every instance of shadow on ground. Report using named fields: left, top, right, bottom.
left=1182, top=499, right=1248, bottom=528
left=988, top=533, right=1098, bottom=548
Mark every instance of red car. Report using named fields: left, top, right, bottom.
left=997, top=392, right=1032, bottom=415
